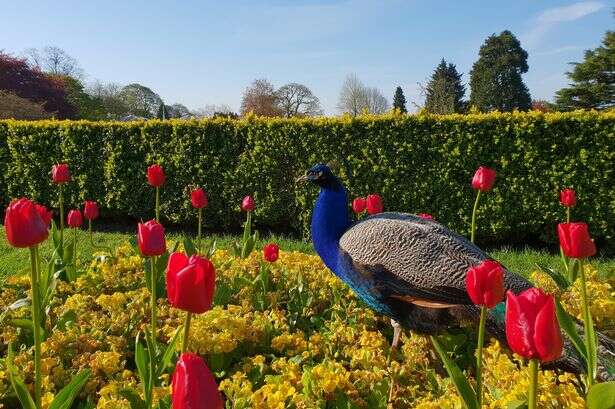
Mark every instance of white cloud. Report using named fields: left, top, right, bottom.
left=522, top=1, right=604, bottom=49
left=533, top=45, right=582, bottom=56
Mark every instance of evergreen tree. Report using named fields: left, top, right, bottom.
left=555, top=30, right=614, bottom=110
left=424, top=59, right=466, bottom=114
left=393, top=86, right=407, bottom=113
left=469, top=31, right=531, bottom=112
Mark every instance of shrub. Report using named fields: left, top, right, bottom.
left=0, top=111, right=613, bottom=249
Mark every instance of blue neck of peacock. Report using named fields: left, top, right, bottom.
left=311, top=181, right=350, bottom=274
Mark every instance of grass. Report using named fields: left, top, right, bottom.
left=1, top=227, right=614, bottom=281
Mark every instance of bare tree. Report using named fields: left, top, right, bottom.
left=365, top=87, right=390, bottom=114
left=337, top=74, right=389, bottom=115
left=337, top=74, right=366, bottom=116
left=194, top=104, right=234, bottom=118
left=24, top=46, right=84, bottom=79
left=86, top=80, right=130, bottom=119
left=275, top=83, right=322, bottom=117
left=240, top=79, right=280, bottom=117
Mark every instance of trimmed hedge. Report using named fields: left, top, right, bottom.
left=0, top=111, right=614, bottom=250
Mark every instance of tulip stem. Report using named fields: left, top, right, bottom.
left=197, top=207, right=202, bottom=255
left=182, top=312, right=192, bottom=353
left=150, top=256, right=157, bottom=341
left=566, top=207, right=571, bottom=224
left=73, top=227, right=77, bottom=268
left=476, top=305, right=487, bottom=408
left=560, top=208, right=572, bottom=274
left=59, top=184, right=64, bottom=257
left=155, top=187, right=160, bottom=222
left=578, top=259, right=595, bottom=387
left=29, top=245, right=42, bottom=409
left=470, top=190, right=481, bottom=244
left=528, top=358, right=539, bottom=409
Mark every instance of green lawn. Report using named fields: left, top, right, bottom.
left=1, top=228, right=614, bottom=281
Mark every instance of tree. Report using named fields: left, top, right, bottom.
left=24, top=46, right=84, bottom=79
left=0, top=52, right=75, bottom=118
left=168, top=103, right=192, bottom=118
left=555, top=30, right=614, bottom=110
left=275, top=83, right=322, bottom=117
left=51, top=75, right=106, bottom=120
left=337, top=74, right=390, bottom=115
left=424, top=59, right=466, bottom=114
left=156, top=103, right=169, bottom=120
left=118, top=83, right=163, bottom=118
left=240, top=79, right=280, bottom=116
left=531, top=100, right=555, bottom=113
left=86, top=80, right=130, bottom=119
left=393, top=86, right=407, bottom=113
left=0, top=90, right=51, bottom=119
left=194, top=104, right=235, bottom=118
left=469, top=31, right=531, bottom=112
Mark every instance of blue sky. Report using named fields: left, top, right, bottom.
left=1, top=1, right=612, bottom=114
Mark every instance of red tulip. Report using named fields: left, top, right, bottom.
left=418, top=213, right=434, bottom=220
left=557, top=222, right=596, bottom=259
left=67, top=209, right=83, bottom=228
left=466, top=260, right=505, bottom=308
left=35, top=204, right=53, bottom=226
left=171, top=353, right=223, bottom=409
left=505, top=288, right=563, bottom=362
left=83, top=201, right=99, bottom=220
left=241, top=195, right=255, bottom=212
left=366, top=194, right=383, bottom=215
left=352, top=197, right=366, bottom=214
left=4, top=198, right=49, bottom=248
left=166, top=252, right=216, bottom=314
left=263, top=243, right=279, bottom=262
left=191, top=188, right=209, bottom=209
left=147, top=164, right=165, bottom=187
left=137, top=220, right=167, bottom=257
left=51, top=163, right=70, bottom=184
left=471, top=166, right=496, bottom=192
left=559, top=188, right=576, bottom=207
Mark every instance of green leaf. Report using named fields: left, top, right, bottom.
left=7, top=344, right=37, bottom=409
left=535, top=264, right=570, bottom=290
left=506, top=400, right=527, bottom=409
left=157, top=395, right=171, bottom=409
left=55, top=310, right=77, bottom=331
left=554, top=299, right=587, bottom=361
left=183, top=236, right=197, bottom=257
left=135, top=333, right=150, bottom=393
left=587, top=382, right=615, bottom=409
left=118, top=388, right=147, bottom=409
left=430, top=336, right=479, bottom=409
left=157, top=327, right=181, bottom=377
left=569, top=259, right=580, bottom=283
left=48, top=369, right=91, bottom=409
left=586, top=311, right=598, bottom=381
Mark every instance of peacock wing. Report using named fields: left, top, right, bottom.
left=339, top=212, right=493, bottom=307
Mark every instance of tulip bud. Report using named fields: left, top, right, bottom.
left=67, top=209, right=83, bottom=228
left=147, top=164, right=165, bottom=187
left=51, top=163, right=70, bottom=184
left=466, top=260, right=505, bottom=308
left=241, top=195, right=255, bottom=212
left=418, top=213, right=434, bottom=220
left=83, top=201, right=99, bottom=221
left=471, top=166, right=496, bottom=192
left=263, top=243, right=279, bottom=262
left=505, top=288, right=563, bottom=362
left=558, top=222, right=596, bottom=259
left=559, top=188, right=576, bottom=208
left=190, top=188, right=209, bottom=209
left=166, top=253, right=215, bottom=314
left=4, top=198, right=49, bottom=248
left=352, top=197, right=366, bottom=214
left=137, top=220, right=167, bottom=257
left=366, top=194, right=383, bottom=215
left=171, top=353, right=223, bottom=409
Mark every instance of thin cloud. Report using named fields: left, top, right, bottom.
left=522, top=1, right=604, bottom=49
left=534, top=45, right=582, bottom=56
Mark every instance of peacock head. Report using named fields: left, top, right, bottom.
left=296, top=163, right=340, bottom=188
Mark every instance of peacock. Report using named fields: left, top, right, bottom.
left=298, top=163, right=614, bottom=380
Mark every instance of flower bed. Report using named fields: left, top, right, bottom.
left=1, top=244, right=612, bottom=408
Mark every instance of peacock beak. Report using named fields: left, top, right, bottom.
left=295, top=174, right=309, bottom=183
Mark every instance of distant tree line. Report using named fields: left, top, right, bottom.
left=1, top=17, right=613, bottom=120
